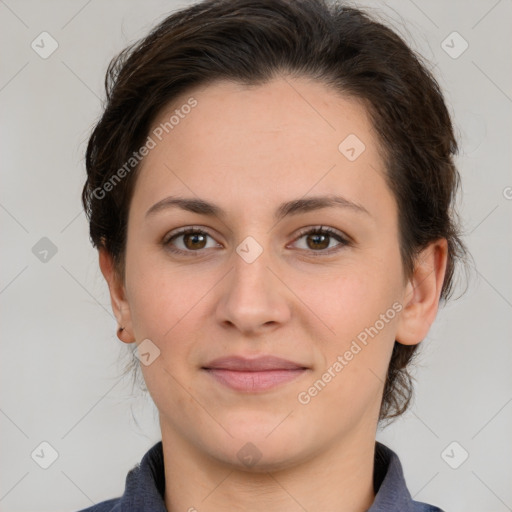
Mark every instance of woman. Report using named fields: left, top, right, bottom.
left=78, top=0, right=468, bottom=510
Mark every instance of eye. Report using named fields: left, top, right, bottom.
left=290, top=226, right=350, bottom=255
left=163, top=225, right=350, bottom=257
left=163, top=227, right=220, bottom=255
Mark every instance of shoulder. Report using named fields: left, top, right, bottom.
left=372, top=442, right=445, bottom=512
left=413, top=503, right=444, bottom=511
left=72, top=441, right=166, bottom=512
left=75, top=497, right=121, bottom=512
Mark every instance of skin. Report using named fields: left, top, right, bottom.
left=99, top=76, right=448, bottom=512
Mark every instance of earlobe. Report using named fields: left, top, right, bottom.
left=395, top=239, right=448, bottom=346
left=98, top=248, right=136, bottom=344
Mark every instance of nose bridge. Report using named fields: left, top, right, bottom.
left=231, top=233, right=275, bottom=302
left=216, top=232, right=290, bottom=332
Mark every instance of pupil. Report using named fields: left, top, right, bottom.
left=186, top=233, right=205, bottom=249
left=309, top=233, right=328, bottom=250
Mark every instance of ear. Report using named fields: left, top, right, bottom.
left=98, top=247, right=135, bottom=344
left=395, top=238, right=449, bottom=346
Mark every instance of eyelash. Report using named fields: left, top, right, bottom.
left=162, top=225, right=351, bottom=257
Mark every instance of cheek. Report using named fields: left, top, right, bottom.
left=302, top=250, right=402, bottom=392
left=298, top=277, right=399, bottom=424
left=124, top=242, right=200, bottom=339
left=304, top=255, right=403, bottom=345
left=124, top=252, right=213, bottom=397
left=126, top=264, right=204, bottom=416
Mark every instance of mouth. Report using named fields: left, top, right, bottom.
left=202, top=355, right=309, bottom=392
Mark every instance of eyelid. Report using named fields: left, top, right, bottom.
left=291, top=225, right=351, bottom=245
left=288, top=225, right=351, bottom=255
left=162, top=225, right=219, bottom=244
left=162, top=226, right=222, bottom=255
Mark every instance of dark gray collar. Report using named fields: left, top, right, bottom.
left=89, top=440, right=443, bottom=512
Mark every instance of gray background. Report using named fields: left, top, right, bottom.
left=1, top=0, right=511, bottom=511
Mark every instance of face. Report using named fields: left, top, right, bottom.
left=106, top=76, right=424, bottom=471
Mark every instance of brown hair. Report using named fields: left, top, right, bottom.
left=82, top=0, right=469, bottom=422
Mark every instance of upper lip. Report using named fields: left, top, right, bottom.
left=202, top=355, right=308, bottom=371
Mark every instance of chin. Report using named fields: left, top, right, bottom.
left=216, top=439, right=311, bottom=474
left=205, top=416, right=316, bottom=471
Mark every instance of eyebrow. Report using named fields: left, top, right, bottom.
left=145, top=194, right=370, bottom=222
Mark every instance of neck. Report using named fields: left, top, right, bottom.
left=161, top=421, right=376, bottom=512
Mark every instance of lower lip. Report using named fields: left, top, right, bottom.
left=203, top=368, right=307, bottom=392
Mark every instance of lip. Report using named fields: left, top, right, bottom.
left=203, top=355, right=307, bottom=371
left=202, top=355, right=309, bottom=392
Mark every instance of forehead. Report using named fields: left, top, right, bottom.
left=131, top=76, right=394, bottom=222
left=147, top=76, right=375, bottom=162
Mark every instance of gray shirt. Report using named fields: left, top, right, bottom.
left=76, top=441, right=444, bottom=511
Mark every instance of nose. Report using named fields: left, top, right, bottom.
left=215, top=241, right=291, bottom=336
